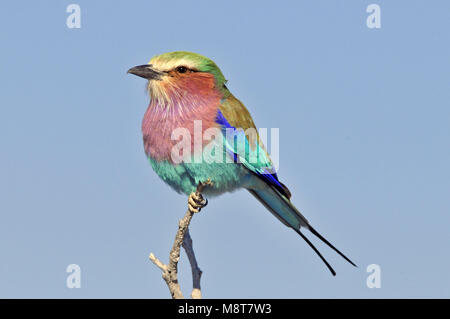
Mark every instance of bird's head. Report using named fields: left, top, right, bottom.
left=128, top=51, right=228, bottom=106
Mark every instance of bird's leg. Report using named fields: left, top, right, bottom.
left=188, top=179, right=212, bottom=213
left=188, top=192, right=208, bottom=213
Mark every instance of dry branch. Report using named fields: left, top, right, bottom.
left=149, top=180, right=210, bottom=299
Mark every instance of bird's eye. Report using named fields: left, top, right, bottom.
left=176, top=66, right=188, bottom=73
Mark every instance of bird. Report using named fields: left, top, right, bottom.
left=128, top=51, right=356, bottom=276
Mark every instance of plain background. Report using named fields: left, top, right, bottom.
left=0, top=0, right=449, bottom=298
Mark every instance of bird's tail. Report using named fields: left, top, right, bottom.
left=248, top=186, right=356, bottom=276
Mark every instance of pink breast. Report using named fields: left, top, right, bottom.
left=142, top=95, right=220, bottom=162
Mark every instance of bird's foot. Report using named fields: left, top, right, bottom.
left=188, top=192, right=208, bottom=213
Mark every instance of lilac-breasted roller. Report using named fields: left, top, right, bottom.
left=128, top=51, right=356, bottom=275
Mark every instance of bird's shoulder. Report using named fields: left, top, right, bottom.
left=218, top=94, right=257, bottom=131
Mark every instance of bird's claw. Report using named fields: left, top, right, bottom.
left=188, top=192, right=208, bottom=213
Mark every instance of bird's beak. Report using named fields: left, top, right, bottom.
left=127, top=64, right=165, bottom=80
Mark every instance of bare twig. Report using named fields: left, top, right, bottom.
left=149, top=180, right=211, bottom=299
left=182, top=228, right=203, bottom=299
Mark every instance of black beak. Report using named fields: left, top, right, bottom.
left=127, top=64, right=165, bottom=80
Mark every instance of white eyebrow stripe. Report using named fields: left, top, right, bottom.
left=149, top=57, right=199, bottom=72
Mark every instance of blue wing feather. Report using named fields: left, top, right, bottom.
left=215, top=110, right=289, bottom=198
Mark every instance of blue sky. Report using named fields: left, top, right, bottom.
left=0, top=0, right=449, bottom=298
